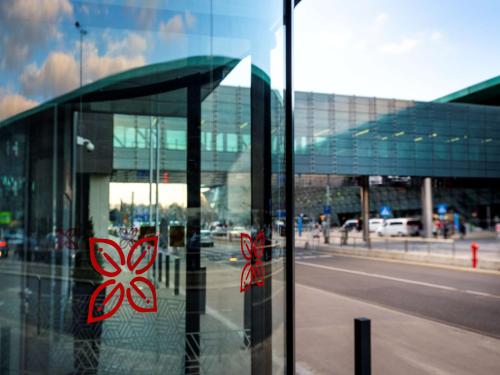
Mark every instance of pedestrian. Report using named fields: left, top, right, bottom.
left=443, top=221, right=449, bottom=239
left=459, top=219, right=466, bottom=239
left=313, top=223, right=321, bottom=239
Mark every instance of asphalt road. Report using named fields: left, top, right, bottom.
left=296, top=249, right=500, bottom=338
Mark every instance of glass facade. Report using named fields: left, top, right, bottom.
left=0, top=1, right=289, bottom=374
left=295, top=93, right=500, bottom=178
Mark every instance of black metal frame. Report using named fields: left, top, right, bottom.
left=285, top=0, right=296, bottom=374
left=185, top=84, right=202, bottom=374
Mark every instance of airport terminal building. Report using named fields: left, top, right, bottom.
left=0, top=1, right=499, bottom=374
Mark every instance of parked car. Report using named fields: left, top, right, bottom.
left=228, top=226, right=246, bottom=241
left=369, top=218, right=384, bottom=233
left=377, top=218, right=421, bottom=237
left=341, top=219, right=359, bottom=232
left=200, top=230, right=214, bottom=247
left=210, top=224, right=227, bottom=237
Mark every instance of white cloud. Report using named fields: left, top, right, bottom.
left=380, top=38, right=419, bottom=54
left=0, top=0, right=73, bottom=69
left=184, top=11, right=196, bottom=28
left=159, top=14, right=185, bottom=42
left=106, top=32, right=148, bottom=58
left=2, top=0, right=72, bottom=24
left=159, top=12, right=197, bottom=42
left=20, top=40, right=146, bottom=98
left=0, top=90, right=38, bottom=121
left=20, top=52, right=79, bottom=97
left=85, top=42, right=145, bottom=83
left=431, top=31, right=443, bottom=41
left=374, top=12, right=389, bottom=29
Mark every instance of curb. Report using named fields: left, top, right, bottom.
left=296, top=240, right=500, bottom=272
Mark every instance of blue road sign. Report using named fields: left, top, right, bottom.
left=323, top=205, right=332, bottom=215
left=380, top=205, right=392, bottom=218
left=437, top=203, right=447, bottom=215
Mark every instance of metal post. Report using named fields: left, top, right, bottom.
left=158, top=253, right=163, bottom=282
left=174, top=257, right=180, bottom=295
left=1, top=326, right=11, bottom=374
left=361, top=176, right=370, bottom=246
left=185, top=84, right=202, bottom=374
left=37, top=276, right=41, bottom=336
left=422, top=177, right=433, bottom=238
left=165, top=255, right=170, bottom=288
left=152, top=255, right=156, bottom=279
left=354, top=318, right=371, bottom=375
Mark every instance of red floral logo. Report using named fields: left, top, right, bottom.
left=240, top=231, right=266, bottom=293
left=56, top=227, right=77, bottom=250
left=87, top=237, right=158, bottom=323
left=119, top=227, right=139, bottom=249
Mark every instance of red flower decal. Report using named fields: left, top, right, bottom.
left=87, top=236, right=158, bottom=323
left=119, top=227, right=138, bottom=250
left=55, top=227, right=77, bottom=250
left=240, top=231, right=266, bottom=293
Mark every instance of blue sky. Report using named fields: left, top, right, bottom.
left=1, top=0, right=499, bottom=120
left=294, top=0, right=500, bottom=100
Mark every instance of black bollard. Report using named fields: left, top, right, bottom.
left=1, top=326, right=11, bottom=374
left=165, top=255, right=170, bottom=288
left=174, top=257, right=180, bottom=295
left=37, top=276, right=41, bottom=336
left=354, top=317, right=371, bottom=375
left=158, top=253, right=163, bottom=282
left=153, top=255, right=156, bottom=279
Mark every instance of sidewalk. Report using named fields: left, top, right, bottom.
left=295, top=231, right=500, bottom=271
left=296, top=283, right=500, bottom=375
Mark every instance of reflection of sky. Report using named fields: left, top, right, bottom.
left=109, top=183, right=186, bottom=208
left=0, top=0, right=283, bottom=120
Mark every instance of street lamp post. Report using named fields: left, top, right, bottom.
left=75, top=21, right=88, bottom=88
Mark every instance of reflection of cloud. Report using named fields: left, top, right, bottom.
left=20, top=52, right=79, bottom=97
left=106, top=32, right=148, bottom=58
left=0, top=0, right=73, bottom=69
left=184, top=11, right=196, bottom=28
left=160, top=14, right=184, bottom=41
left=380, top=38, right=419, bottom=54
left=0, top=90, right=38, bottom=121
left=20, top=41, right=146, bottom=98
left=159, top=12, right=196, bottom=42
left=85, top=42, right=145, bottom=83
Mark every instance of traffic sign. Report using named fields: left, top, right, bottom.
left=437, top=203, right=447, bottom=215
left=323, top=205, right=332, bottom=215
left=380, top=206, right=392, bottom=218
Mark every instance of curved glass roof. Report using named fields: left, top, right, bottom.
left=0, top=55, right=239, bottom=128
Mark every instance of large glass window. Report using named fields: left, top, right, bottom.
left=0, top=1, right=288, bottom=374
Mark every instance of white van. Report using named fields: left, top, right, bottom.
left=377, top=218, right=421, bottom=237
left=369, top=218, right=384, bottom=232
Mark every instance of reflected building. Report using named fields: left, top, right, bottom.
left=0, top=1, right=292, bottom=374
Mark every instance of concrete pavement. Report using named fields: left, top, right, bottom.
left=296, top=254, right=500, bottom=374
left=296, top=283, right=500, bottom=375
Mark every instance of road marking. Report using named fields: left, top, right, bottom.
left=297, top=261, right=500, bottom=300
